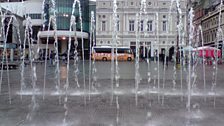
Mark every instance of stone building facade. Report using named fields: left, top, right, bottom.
left=96, top=0, right=186, bottom=58
left=201, top=4, right=224, bottom=49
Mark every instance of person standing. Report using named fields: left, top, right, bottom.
left=165, top=56, right=169, bottom=67
left=161, top=53, right=165, bottom=66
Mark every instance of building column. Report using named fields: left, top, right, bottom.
left=10, top=49, right=14, bottom=61
left=151, top=44, right=154, bottom=59
left=143, top=42, right=146, bottom=58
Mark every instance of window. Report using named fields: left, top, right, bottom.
left=147, top=20, right=153, bottom=31
left=215, top=29, right=217, bottom=38
left=148, top=2, right=152, bottom=5
left=103, top=15, right=106, bottom=18
left=139, top=20, right=143, bottom=31
left=208, top=34, right=210, bottom=42
left=131, top=2, right=134, bottom=5
left=129, top=20, right=135, bottom=31
left=116, top=15, right=120, bottom=31
left=163, top=15, right=166, bottom=18
left=117, top=21, right=120, bottom=31
left=162, top=21, right=167, bottom=32
left=122, top=1, right=125, bottom=6
left=208, top=33, right=210, bottom=42
left=102, top=21, right=106, bottom=31
left=163, top=2, right=166, bottom=5
left=26, top=14, right=41, bottom=19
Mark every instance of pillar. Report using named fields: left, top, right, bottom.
left=10, top=49, right=14, bottom=62
left=143, top=42, right=146, bottom=58
left=151, top=44, right=154, bottom=60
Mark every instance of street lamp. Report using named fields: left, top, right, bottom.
left=62, top=36, right=66, bottom=40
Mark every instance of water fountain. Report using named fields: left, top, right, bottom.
left=88, top=11, right=95, bottom=100
left=0, top=14, right=12, bottom=104
left=0, top=0, right=224, bottom=126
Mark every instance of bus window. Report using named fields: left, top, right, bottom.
left=117, top=49, right=125, bottom=53
left=95, top=48, right=111, bottom=53
left=121, top=49, right=132, bottom=54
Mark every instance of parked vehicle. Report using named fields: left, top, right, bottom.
left=92, top=46, right=134, bottom=61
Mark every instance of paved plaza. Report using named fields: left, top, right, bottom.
left=0, top=61, right=224, bottom=126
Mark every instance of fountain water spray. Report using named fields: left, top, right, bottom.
left=155, top=12, right=160, bottom=103
left=176, top=0, right=184, bottom=101
left=64, top=0, right=80, bottom=123
left=25, top=16, right=39, bottom=122
left=142, top=5, right=152, bottom=106
left=112, top=0, right=120, bottom=124
left=110, top=0, right=120, bottom=105
left=198, top=25, right=206, bottom=101
left=20, top=23, right=27, bottom=100
left=162, top=0, right=174, bottom=105
left=42, top=0, right=53, bottom=100
left=14, top=18, right=24, bottom=100
left=74, top=0, right=87, bottom=106
left=50, top=0, right=62, bottom=104
left=42, top=0, right=47, bottom=31
left=63, top=14, right=75, bottom=126
left=0, top=1, right=14, bottom=102
left=212, top=0, right=223, bottom=107
left=152, top=14, right=157, bottom=90
left=171, top=0, right=183, bottom=92
left=1, top=2, right=25, bottom=99
left=0, top=15, right=12, bottom=104
left=43, top=17, right=52, bottom=100
left=187, top=7, right=194, bottom=112
left=63, top=0, right=84, bottom=124
left=135, top=13, right=141, bottom=106
left=73, top=30, right=80, bottom=89
left=88, top=11, right=96, bottom=100
left=61, top=0, right=86, bottom=105
left=134, top=0, right=146, bottom=106
left=71, top=1, right=80, bottom=89
left=88, top=13, right=93, bottom=101
left=172, top=36, right=177, bottom=90
left=91, top=26, right=97, bottom=93
left=180, top=27, right=185, bottom=101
